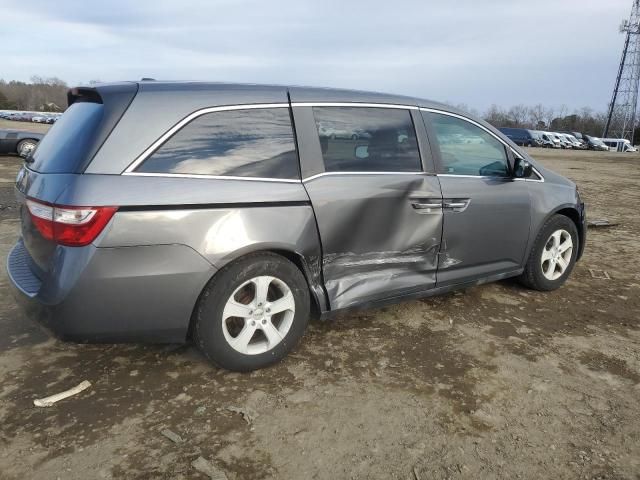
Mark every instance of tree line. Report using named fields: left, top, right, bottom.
left=454, top=103, right=609, bottom=137
left=0, top=76, right=69, bottom=112
left=0, top=77, right=613, bottom=137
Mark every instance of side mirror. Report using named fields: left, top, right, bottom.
left=355, top=145, right=369, bottom=159
left=514, top=157, right=533, bottom=178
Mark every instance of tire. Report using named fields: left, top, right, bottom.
left=194, top=252, right=310, bottom=371
left=16, top=139, right=37, bottom=158
left=519, top=214, right=579, bottom=291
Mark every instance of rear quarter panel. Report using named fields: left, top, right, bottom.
left=79, top=175, right=327, bottom=311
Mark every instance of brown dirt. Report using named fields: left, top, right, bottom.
left=0, top=119, right=51, bottom=134
left=0, top=149, right=639, bottom=479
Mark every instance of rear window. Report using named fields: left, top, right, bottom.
left=136, top=107, right=299, bottom=179
left=29, top=102, right=104, bottom=173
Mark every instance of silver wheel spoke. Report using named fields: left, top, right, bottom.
left=551, top=230, right=561, bottom=247
left=253, top=276, right=273, bottom=305
left=223, top=300, right=253, bottom=320
left=261, top=320, right=283, bottom=347
left=230, top=324, right=257, bottom=354
left=541, top=248, right=554, bottom=262
left=558, top=238, right=572, bottom=253
left=557, top=256, right=568, bottom=272
left=268, top=292, right=295, bottom=315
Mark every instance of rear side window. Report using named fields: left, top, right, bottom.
left=312, top=107, right=422, bottom=173
left=29, top=102, right=103, bottom=173
left=425, top=112, right=509, bottom=177
left=136, top=108, right=299, bottom=179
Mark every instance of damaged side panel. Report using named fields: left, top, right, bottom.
left=303, top=175, right=443, bottom=309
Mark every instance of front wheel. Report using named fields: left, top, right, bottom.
left=519, top=215, right=578, bottom=291
left=194, top=252, right=310, bottom=371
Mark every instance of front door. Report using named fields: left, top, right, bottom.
left=295, top=105, right=443, bottom=310
left=422, top=110, right=532, bottom=286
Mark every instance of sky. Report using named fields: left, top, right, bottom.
left=0, top=0, right=633, bottom=112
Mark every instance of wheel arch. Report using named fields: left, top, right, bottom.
left=541, top=205, right=584, bottom=261
left=186, top=246, right=328, bottom=341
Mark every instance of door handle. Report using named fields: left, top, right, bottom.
left=411, top=201, right=442, bottom=210
left=443, top=199, right=470, bottom=211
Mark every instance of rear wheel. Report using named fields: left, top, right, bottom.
left=519, top=215, right=578, bottom=291
left=194, top=253, right=310, bottom=371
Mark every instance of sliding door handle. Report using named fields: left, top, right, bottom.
left=411, top=201, right=442, bottom=210
left=443, top=199, right=471, bottom=212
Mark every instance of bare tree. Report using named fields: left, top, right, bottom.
left=542, top=107, right=556, bottom=131
left=528, top=104, right=546, bottom=128
left=507, top=104, right=529, bottom=127
left=484, top=104, right=510, bottom=127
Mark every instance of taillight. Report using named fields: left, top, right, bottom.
left=26, top=199, right=117, bottom=247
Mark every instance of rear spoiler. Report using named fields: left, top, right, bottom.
left=67, top=82, right=139, bottom=108
left=67, top=87, right=103, bottom=106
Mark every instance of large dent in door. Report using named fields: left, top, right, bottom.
left=324, top=242, right=441, bottom=309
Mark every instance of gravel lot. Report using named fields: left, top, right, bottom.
left=0, top=148, right=639, bottom=479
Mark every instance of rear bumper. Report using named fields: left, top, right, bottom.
left=7, top=240, right=216, bottom=343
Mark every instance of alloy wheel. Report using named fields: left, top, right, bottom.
left=221, top=276, right=295, bottom=355
left=541, top=229, right=573, bottom=281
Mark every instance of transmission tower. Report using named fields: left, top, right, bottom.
left=604, top=0, right=640, bottom=143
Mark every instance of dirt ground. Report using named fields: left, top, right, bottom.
left=0, top=119, right=50, bottom=134
left=0, top=148, right=638, bottom=480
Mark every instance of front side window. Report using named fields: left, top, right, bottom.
left=136, top=107, right=299, bottom=179
left=312, top=107, right=422, bottom=173
left=425, top=112, right=510, bottom=177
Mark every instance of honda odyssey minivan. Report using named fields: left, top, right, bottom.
left=8, top=81, right=586, bottom=371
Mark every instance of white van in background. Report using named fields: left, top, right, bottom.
left=541, top=132, right=562, bottom=148
left=601, top=138, right=638, bottom=152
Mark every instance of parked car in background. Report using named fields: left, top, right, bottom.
left=541, top=132, right=561, bottom=148
left=564, top=134, right=587, bottom=149
left=498, top=127, right=539, bottom=147
left=532, top=130, right=553, bottom=148
left=582, top=135, right=609, bottom=151
left=553, top=133, right=574, bottom=149
left=32, top=116, right=48, bottom=123
left=11, top=112, right=36, bottom=122
left=566, top=132, right=587, bottom=146
left=529, top=130, right=545, bottom=146
left=0, top=129, right=44, bottom=157
left=7, top=81, right=586, bottom=371
left=556, top=133, right=580, bottom=149
left=601, top=138, right=638, bottom=152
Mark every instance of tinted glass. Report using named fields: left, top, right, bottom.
left=137, top=108, right=299, bottom=179
left=29, top=102, right=103, bottom=173
left=426, top=112, right=509, bottom=177
left=312, top=107, right=421, bottom=172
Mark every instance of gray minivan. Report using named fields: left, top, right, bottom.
left=8, top=81, right=586, bottom=371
